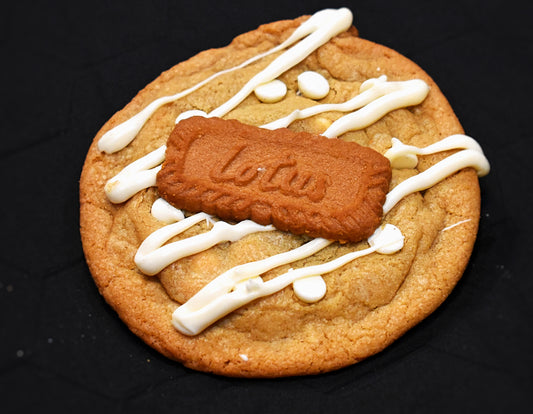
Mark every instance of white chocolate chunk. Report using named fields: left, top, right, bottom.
left=297, top=71, right=330, bottom=99
left=293, top=275, right=327, bottom=303
left=368, top=224, right=405, bottom=254
left=254, top=80, right=287, bottom=103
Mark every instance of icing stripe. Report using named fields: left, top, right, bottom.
left=172, top=224, right=403, bottom=335
left=180, top=237, right=332, bottom=311
left=154, top=139, right=488, bottom=334
left=385, top=134, right=485, bottom=169
left=135, top=216, right=274, bottom=276
left=322, top=78, right=429, bottom=138
left=93, top=8, right=491, bottom=336
left=209, top=8, right=352, bottom=117
left=97, top=8, right=353, bottom=154
left=104, top=76, right=430, bottom=204
left=104, top=145, right=166, bottom=204
left=262, top=76, right=428, bottom=131
left=383, top=148, right=490, bottom=214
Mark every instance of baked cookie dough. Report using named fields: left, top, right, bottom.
left=80, top=8, right=489, bottom=377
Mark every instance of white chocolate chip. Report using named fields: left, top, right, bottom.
left=368, top=224, right=404, bottom=254
left=293, top=275, right=327, bottom=303
left=297, top=71, right=330, bottom=99
left=254, top=79, right=287, bottom=103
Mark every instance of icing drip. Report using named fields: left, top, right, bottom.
left=135, top=215, right=275, bottom=276
left=209, top=8, right=352, bottom=118
left=151, top=198, right=185, bottom=223
left=175, top=110, right=209, bottom=124
left=104, top=145, right=166, bottom=204
left=97, top=8, right=353, bottom=154
left=442, top=218, right=472, bottom=232
left=172, top=223, right=404, bottom=335
left=385, top=134, right=486, bottom=169
left=383, top=135, right=490, bottom=214
left=262, top=76, right=428, bottom=131
left=368, top=223, right=404, bottom=254
left=93, top=8, right=491, bottom=336
left=322, top=77, right=429, bottom=138
left=104, top=76, right=430, bottom=203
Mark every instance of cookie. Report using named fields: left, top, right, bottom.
left=157, top=116, right=391, bottom=242
left=80, top=8, right=489, bottom=377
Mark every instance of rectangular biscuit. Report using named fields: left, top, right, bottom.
left=157, top=116, right=391, bottom=242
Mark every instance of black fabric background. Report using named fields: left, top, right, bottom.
left=2, top=1, right=532, bottom=412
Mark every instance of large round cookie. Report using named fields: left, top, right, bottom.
left=80, top=10, right=483, bottom=377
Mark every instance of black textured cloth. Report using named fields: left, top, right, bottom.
left=2, top=1, right=531, bottom=412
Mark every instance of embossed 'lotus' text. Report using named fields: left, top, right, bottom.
left=157, top=116, right=391, bottom=242
left=210, top=146, right=330, bottom=202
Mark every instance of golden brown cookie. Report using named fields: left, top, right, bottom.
left=80, top=9, right=484, bottom=377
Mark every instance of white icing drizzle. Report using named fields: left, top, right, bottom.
left=173, top=238, right=331, bottom=310
left=385, top=134, right=485, bottom=169
left=94, top=8, right=491, bottom=336
left=175, top=110, right=209, bottom=124
left=254, top=80, right=287, bottom=103
left=383, top=136, right=490, bottom=214
left=104, top=76, right=430, bottom=204
left=151, top=198, right=185, bottom=223
left=262, top=76, right=428, bottom=131
left=104, top=145, right=166, bottom=204
left=321, top=77, right=429, bottom=138
left=442, top=218, right=472, bottom=232
left=135, top=216, right=275, bottom=276
left=297, top=71, right=330, bottom=99
left=172, top=223, right=404, bottom=335
left=209, top=8, right=353, bottom=118
left=97, top=8, right=352, bottom=154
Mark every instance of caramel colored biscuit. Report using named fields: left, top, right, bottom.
left=157, top=116, right=391, bottom=242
